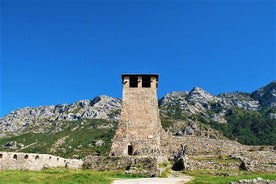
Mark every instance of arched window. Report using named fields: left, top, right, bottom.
left=35, top=155, right=39, bottom=160
left=13, top=154, right=17, bottom=160
left=24, top=155, right=29, bottom=159
left=0, top=154, right=3, bottom=159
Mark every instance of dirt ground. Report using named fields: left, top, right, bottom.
left=112, top=175, right=194, bottom=184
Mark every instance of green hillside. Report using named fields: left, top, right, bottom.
left=208, top=107, right=276, bottom=145
left=0, top=119, right=117, bottom=158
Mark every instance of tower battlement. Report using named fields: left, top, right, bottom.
left=110, top=74, right=161, bottom=156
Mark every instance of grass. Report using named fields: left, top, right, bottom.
left=185, top=170, right=276, bottom=184
left=0, top=168, right=276, bottom=184
left=159, top=161, right=173, bottom=177
left=0, top=168, right=144, bottom=184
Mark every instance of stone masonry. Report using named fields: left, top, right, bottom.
left=0, top=152, right=83, bottom=170
left=110, top=74, right=162, bottom=156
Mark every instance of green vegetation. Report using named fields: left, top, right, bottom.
left=0, top=168, right=143, bottom=184
left=164, top=105, right=187, bottom=120
left=161, top=104, right=276, bottom=145
left=160, top=94, right=276, bottom=146
left=159, top=161, right=173, bottom=177
left=67, top=107, right=81, bottom=114
left=207, top=108, right=276, bottom=145
left=0, top=119, right=117, bottom=158
left=160, top=116, right=175, bottom=130
left=0, top=169, right=275, bottom=184
left=108, top=109, right=121, bottom=118
left=186, top=170, right=276, bottom=184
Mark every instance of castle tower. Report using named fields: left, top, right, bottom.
left=110, top=74, right=161, bottom=156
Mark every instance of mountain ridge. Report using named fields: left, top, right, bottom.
left=1, top=81, right=275, bottom=142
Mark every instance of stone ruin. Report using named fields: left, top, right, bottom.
left=0, top=152, right=82, bottom=170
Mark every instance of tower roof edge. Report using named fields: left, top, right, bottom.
left=121, top=74, right=159, bottom=81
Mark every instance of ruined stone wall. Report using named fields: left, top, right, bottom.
left=231, top=151, right=276, bottom=172
left=0, top=152, right=83, bottom=170
left=83, top=156, right=166, bottom=176
left=111, top=75, right=162, bottom=156
left=161, top=134, right=247, bottom=156
left=161, top=133, right=276, bottom=172
left=188, top=159, right=241, bottom=171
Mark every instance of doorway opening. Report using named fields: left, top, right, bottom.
left=128, top=145, right=133, bottom=155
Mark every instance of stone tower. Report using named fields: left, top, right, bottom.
left=110, top=74, right=161, bottom=156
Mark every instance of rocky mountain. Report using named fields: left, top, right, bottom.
left=0, top=96, right=121, bottom=138
left=252, top=81, right=276, bottom=107
left=0, top=81, right=275, bottom=144
left=159, top=82, right=276, bottom=122
left=159, top=87, right=262, bottom=124
left=159, top=82, right=276, bottom=145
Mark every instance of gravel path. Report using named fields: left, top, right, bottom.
left=112, top=176, right=194, bottom=184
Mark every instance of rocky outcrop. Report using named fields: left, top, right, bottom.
left=0, top=96, right=121, bottom=137
left=186, top=87, right=218, bottom=105
left=164, top=120, right=224, bottom=139
left=159, top=81, right=276, bottom=127
left=218, top=92, right=260, bottom=111
left=159, top=87, right=261, bottom=115
left=252, top=81, right=276, bottom=107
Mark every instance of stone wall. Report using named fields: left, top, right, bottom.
left=188, top=160, right=241, bottom=171
left=161, top=133, right=276, bottom=172
left=161, top=134, right=246, bottom=156
left=232, top=151, right=276, bottom=172
left=0, top=152, right=83, bottom=170
left=83, top=156, right=167, bottom=176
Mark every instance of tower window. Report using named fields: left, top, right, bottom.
left=142, top=76, right=151, bottom=88
left=129, top=76, right=138, bottom=88
left=128, top=145, right=133, bottom=155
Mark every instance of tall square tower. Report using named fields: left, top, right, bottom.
left=110, top=74, right=161, bottom=156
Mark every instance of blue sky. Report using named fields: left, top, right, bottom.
left=1, top=0, right=275, bottom=117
